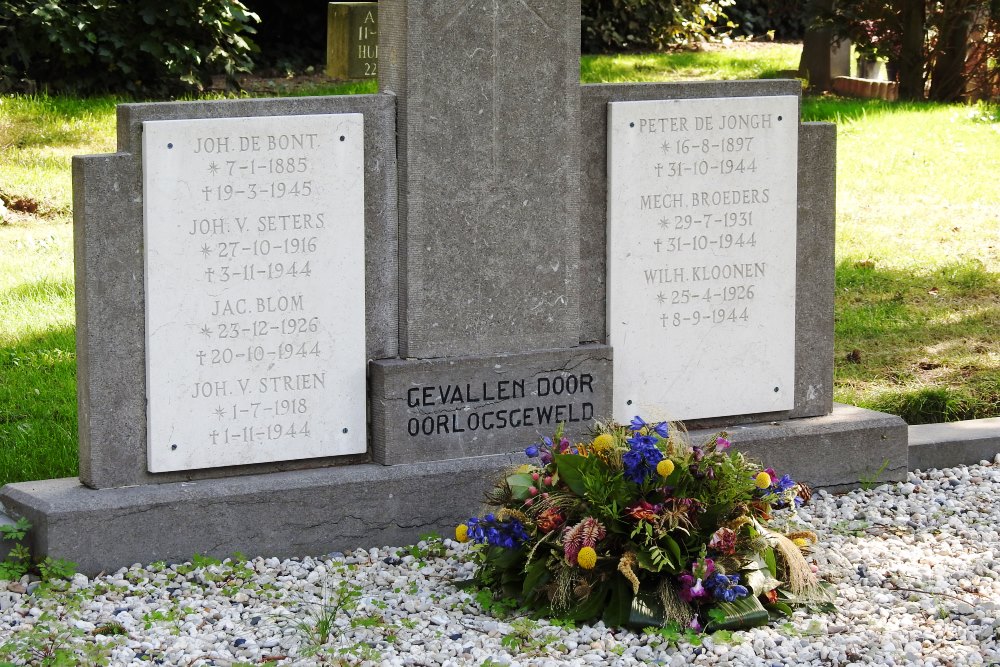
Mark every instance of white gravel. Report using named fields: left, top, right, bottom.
left=1, top=458, right=999, bottom=666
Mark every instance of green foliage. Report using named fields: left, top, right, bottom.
left=404, top=533, right=447, bottom=563
left=0, top=609, right=112, bottom=666
left=473, top=587, right=520, bottom=619
left=582, top=0, right=736, bottom=53
left=859, top=458, right=891, bottom=490
left=0, top=543, right=31, bottom=581
left=295, top=577, right=363, bottom=655
left=0, top=0, right=260, bottom=96
left=0, top=517, right=30, bottom=541
left=37, top=556, right=77, bottom=582
left=0, top=517, right=76, bottom=582
left=643, top=622, right=704, bottom=647
left=723, top=0, right=807, bottom=39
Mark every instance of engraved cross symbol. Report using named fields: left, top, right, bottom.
left=445, top=0, right=553, bottom=177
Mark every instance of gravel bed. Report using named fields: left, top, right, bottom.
left=1, top=458, right=998, bottom=666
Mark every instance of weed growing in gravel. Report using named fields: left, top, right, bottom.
left=295, top=577, right=363, bottom=656
left=643, top=623, right=704, bottom=648
left=0, top=517, right=77, bottom=584
left=404, top=532, right=447, bottom=563
left=0, top=609, right=115, bottom=666
left=473, top=588, right=520, bottom=619
left=830, top=519, right=872, bottom=536
left=142, top=607, right=185, bottom=634
left=499, top=618, right=558, bottom=656
left=859, top=459, right=892, bottom=490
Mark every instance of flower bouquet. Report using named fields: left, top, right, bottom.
left=458, top=417, right=832, bottom=631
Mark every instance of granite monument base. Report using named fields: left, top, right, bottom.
left=1, top=404, right=905, bottom=575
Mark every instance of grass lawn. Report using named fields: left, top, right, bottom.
left=1, top=42, right=998, bottom=486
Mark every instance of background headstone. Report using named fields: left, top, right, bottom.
left=327, top=2, right=378, bottom=79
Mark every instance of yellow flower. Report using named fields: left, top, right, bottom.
left=455, top=524, right=469, bottom=543
left=656, top=459, right=675, bottom=477
left=792, top=537, right=810, bottom=548
left=755, top=471, right=772, bottom=489
left=591, top=433, right=615, bottom=451
left=577, top=546, right=597, bottom=570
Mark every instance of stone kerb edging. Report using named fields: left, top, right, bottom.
left=832, top=76, right=900, bottom=101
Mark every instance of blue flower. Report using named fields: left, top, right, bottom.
left=652, top=421, right=669, bottom=438
left=463, top=516, right=529, bottom=549
left=623, top=441, right=663, bottom=484
left=629, top=416, right=647, bottom=431
left=525, top=445, right=539, bottom=458
left=704, top=572, right=749, bottom=602
left=626, top=433, right=657, bottom=447
left=775, top=474, right=796, bottom=493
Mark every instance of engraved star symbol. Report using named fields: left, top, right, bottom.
left=660, top=141, right=670, bottom=153
left=214, top=406, right=226, bottom=420
left=657, top=292, right=667, bottom=304
left=207, top=162, right=220, bottom=175
left=200, top=243, right=212, bottom=258
left=199, top=325, right=212, bottom=338
left=658, top=218, right=670, bottom=229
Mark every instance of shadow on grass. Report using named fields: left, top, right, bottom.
left=0, top=323, right=78, bottom=486
left=835, top=258, right=1000, bottom=423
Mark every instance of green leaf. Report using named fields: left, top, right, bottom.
left=506, top=473, right=536, bottom=500
left=486, top=546, right=523, bottom=571
left=704, top=595, right=770, bottom=632
left=552, top=454, right=589, bottom=496
left=765, top=600, right=794, bottom=617
left=521, top=558, right=549, bottom=598
left=602, top=578, right=632, bottom=627
left=628, top=590, right=666, bottom=628
left=634, top=547, right=665, bottom=572
left=661, top=534, right=682, bottom=570
left=763, top=546, right=777, bottom=577
left=562, top=584, right=608, bottom=621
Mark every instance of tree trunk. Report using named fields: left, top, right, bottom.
left=929, top=0, right=976, bottom=101
left=896, top=0, right=926, bottom=100
left=798, top=0, right=836, bottom=92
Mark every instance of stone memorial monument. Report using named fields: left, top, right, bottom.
left=1, top=0, right=907, bottom=574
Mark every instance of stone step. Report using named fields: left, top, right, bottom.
left=909, top=417, right=1000, bottom=470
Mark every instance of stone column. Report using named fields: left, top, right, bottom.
left=379, top=0, right=581, bottom=358
left=372, top=0, right=612, bottom=465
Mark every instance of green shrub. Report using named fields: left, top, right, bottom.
left=0, top=0, right=259, bottom=96
left=582, top=0, right=735, bottom=53
left=243, top=0, right=326, bottom=72
left=723, top=0, right=807, bottom=40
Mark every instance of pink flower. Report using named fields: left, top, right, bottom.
left=716, top=437, right=731, bottom=450
left=679, top=574, right=707, bottom=602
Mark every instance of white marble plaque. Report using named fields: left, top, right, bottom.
left=607, top=96, right=798, bottom=421
left=142, top=114, right=366, bottom=472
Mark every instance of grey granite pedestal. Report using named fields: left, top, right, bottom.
left=2, top=403, right=904, bottom=575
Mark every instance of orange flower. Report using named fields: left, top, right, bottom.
left=536, top=508, right=565, bottom=533
left=626, top=499, right=660, bottom=522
